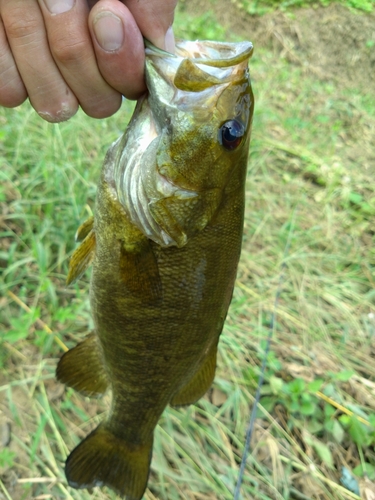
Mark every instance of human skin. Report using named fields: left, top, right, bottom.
left=0, top=0, right=177, bottom=122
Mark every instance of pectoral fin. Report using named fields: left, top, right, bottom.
left=149, top=199, right=187, bottom=248
left=149, top=189, right=221, bottom=247
left=120, top=238, right=162, bottom=303
left=56, top=333, right=108, bottom=397
left=66, top=230, right=96, bottom=286
left=170, top=345, right=218, bottom=406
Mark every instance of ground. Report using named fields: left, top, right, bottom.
left=1, top=2, right=375, bottom=500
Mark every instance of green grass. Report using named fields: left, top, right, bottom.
left=232, top=0, right=375, bottom=14
left=1, top=2, right=375, bottom=500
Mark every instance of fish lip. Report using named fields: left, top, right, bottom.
left=144, top=38, right=254, bottom=67
left=145, top=39, right=253, bottom=93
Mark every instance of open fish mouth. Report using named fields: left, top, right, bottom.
left=144, top=39, right=253, bottom=101
left=146, top=38, right=254, bottom=63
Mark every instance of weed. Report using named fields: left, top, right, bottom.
left=235, top=0, right=374, bottom=14
left=0, top=449, right=15, bottom=469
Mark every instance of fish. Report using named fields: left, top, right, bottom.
left=57, top=38, right=254, bottom=500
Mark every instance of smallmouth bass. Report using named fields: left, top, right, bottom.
left=58, top=38, right=254, bottom=499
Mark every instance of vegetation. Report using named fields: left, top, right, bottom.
left=234, top=0, right=375, bottom=15
left=1, top=1, right=374, bottom=499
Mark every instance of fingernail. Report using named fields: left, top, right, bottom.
left=43, top=0, right=75, bottom=14
left=93, top=12, right=124, bottom=52
left=164, top=27, right=175, bottom=54
left=151, top=27, right=175, bottom=53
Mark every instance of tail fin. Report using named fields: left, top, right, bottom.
left=65, top=425, right=153, bottom=500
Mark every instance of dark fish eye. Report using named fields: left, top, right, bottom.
left=220, top=120, right=245, bottom=150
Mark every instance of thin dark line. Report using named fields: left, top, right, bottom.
left=233, top=212, right=296, bottom=499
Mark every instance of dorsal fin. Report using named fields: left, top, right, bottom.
left=75, top=216, right=94, bottom=242
left=66, top=230, right=96, bottom=285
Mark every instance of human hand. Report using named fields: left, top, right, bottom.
left=0, top=0, right=177, bottom=122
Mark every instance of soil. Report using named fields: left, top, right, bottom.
left=191, top=1, right=375, bottom=94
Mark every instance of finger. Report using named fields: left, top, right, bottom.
left=1, top=0, right=79, bottom=122
left=89, top=0, right=145, bottom=100
left=0, top=16, right=27, bottom=107
left=124, top=0, right=177, bottom=51
left=38, top=0, right=122, bottom=118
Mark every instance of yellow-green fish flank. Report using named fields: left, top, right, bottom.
left=58, top=38, right=254, bottom=500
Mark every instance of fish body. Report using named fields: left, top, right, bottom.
left=58, top=39, right=254, bottom=499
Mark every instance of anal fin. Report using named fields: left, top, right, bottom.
left=65, top=424, right=152, bottom=500
left=56, top=333, right=108, bottom=397
left=170, top=344, right=218, bottom=406
left=66, top=229, right=96, bottom=285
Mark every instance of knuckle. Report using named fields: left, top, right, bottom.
left=0, top=51, right=27, bottom=106
left=4, top=15, right=40, bottom=42
left=50, top=36, right=89, bottom=65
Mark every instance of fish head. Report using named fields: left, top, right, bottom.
left=112, top=38, right=254, bottom=247
left=145, top=39, right=254, bottom=193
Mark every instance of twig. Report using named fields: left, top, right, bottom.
left=0, top=480, right=13, bottom=500
left=316, top=391, right=370, bottom=427
left=17, top=477, right=60, bottom=484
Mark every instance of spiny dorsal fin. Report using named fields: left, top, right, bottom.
left=66, top=230, right=96, bottom=286
left=65, top=424, right=152, bottom=500
left=75, top=216, right=94, bottom=242
left=56, top=333, right=108, bottom=397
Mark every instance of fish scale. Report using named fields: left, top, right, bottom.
left=58, top=38, right=254, bottom=499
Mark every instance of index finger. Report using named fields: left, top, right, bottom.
left=124, top=0, right=177, bottom=51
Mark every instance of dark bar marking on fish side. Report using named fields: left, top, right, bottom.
left=56, top=333, right=109, bottom=397
left=65, top=424, right=153, bottom=500
left=66, top=230, right=96, bottom=285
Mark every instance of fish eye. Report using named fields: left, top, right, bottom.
left=219, top=120, right=245, bottom=150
